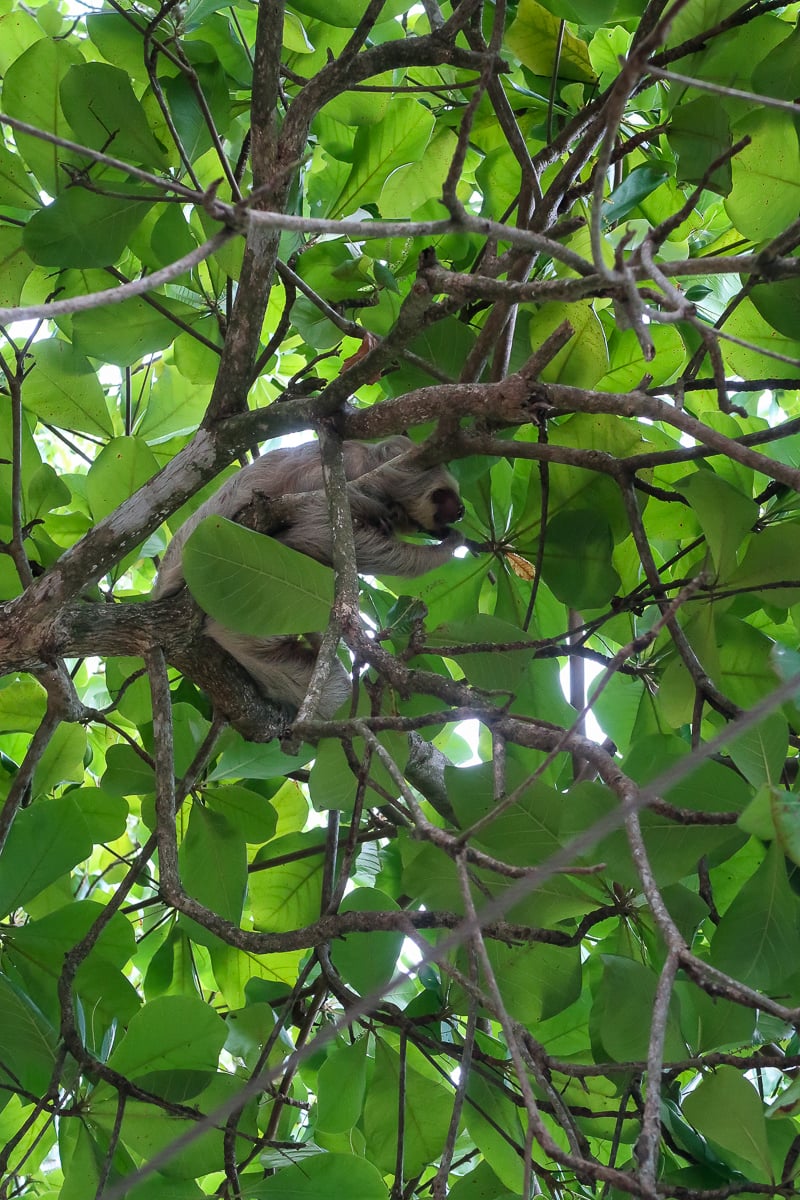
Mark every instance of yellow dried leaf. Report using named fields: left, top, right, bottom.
left=505, top=551, right=535, bottom=580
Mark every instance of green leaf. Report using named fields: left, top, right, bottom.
left=771, top=789, right=800, bottom=868
left=727, top=714, right=788, bottom=788
left=531, top=300, right=609, bottom=389
left=316, top=1037, right=368, bottom=1133
left=72, top=296, right=202, bottom=367
left=178, top=805, right=247, bottom=947
left=363, top=1040, right=451, bottom=1177
left=28, top=462, right=71, bottom=519
left=86, top=437, right=159, bottom=521
left=135, top=366, right=211, bottom=443
left=710, top=840, right=800, bottom=992
left=60, top=62, right=167, bottom=166
left=594, top=955, right=687, bottom=1062
left=483, top=941, right=581, bottom=1024
left=5, top=900, right=139, bottom=1028
left=249, top=833, right=325, bottom=933
left=725, top=110, right=800, bottom=241
left=603, top=164, right=671, bottom=224
left=86, top=12, right=150, bottom=82
left=721, top=298, right=800, bottom=380
left=588, top=23, right=632, bottom=89
left=101, top=744, right=156, bottom=798
left=0, top=679, right=46, bottom=733
left=380, top=128, right=460, bottom=218
left=330, top=889, right=404, bottom=996
left=683, top=1067, right=772, bottom=1181
left=0, top=9, right=43, bottom=74
left=164, top=67, right=230, bottom=162
left=0, top=974, right=59, bottom=1093
left=0, top=142, right=39, bottom=209
left=106, top=995, right=227, bottom=1078
left=728, top=524, right=800, bottom=606
left=204, top=785, right=277, bottom=843
left=668, top=97, right=732, bottom=194
left=541, top=508, right=621, bottom=608
left=89, top=1075, right=256, bottom=1178
left=24, top=187, right=152, bottom=269
left=507, top=0, right=596, bottom=81
left=181, top=0, right=237, bottom=32
left=208, top=737, right=314, bottom=782
left=678, top=469, right=757, bottom=577
left=253, top=1153, right=388, bottom=1199
left=750, top=277, right=800, bottom=341
left=288, top=0, right=408, bottom=26
left=32, top=723, right=87, bottom=796
left=0, top=227, right=35, bottom=308
left=2, top=38, right=84, bottom=194
left=183, top=517, right=335, bottom=636
left=751, top=23, right=800, bottom=102
left=464, top=1071, right=526, bottom=1194
left=597, top=324, right=685, bottom=391
left=330, top=99, right=435, bottom=218
left=448, top=1162, right=516, bottom=1200
left=308, top=737, right=357, bottom=811
left=0, top=795, right=94, bottom=918
left=23, top=339, right=112, bottom=438
left=428, top=615, right=536, bottom=705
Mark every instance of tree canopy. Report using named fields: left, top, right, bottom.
left=2, top=0, right=800, bottom=1195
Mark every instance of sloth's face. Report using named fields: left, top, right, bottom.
left=426, top=484, right=464, bottom=532
left=403, top=468, right=464, bottom=536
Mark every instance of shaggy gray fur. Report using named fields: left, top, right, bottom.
left=154, top=436, right=463, bottom=717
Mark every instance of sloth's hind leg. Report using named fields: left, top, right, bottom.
left=206, top=621, right=350, bottom=718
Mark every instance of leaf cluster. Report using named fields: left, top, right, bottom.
left=2, top=0, right=800, bottom=1197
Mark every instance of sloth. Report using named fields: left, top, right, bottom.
left=154, top=436, right=464, bottom=718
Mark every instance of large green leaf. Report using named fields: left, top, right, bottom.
left=363, top=1040, right=451, bottom=1177
left=710, top=840, right=800, bottom=992
left=678, top=469, right=757, bottom=578
left=178, top=804, right=247, bottom=947
left=464, top=1071, right=527, bottom=1194
left=288, top=0, right=408, bottom=26
left=0, top=974, right=59, bottom=1093
left=750, top=277, right=800, bottom=341
left=330, top=100, right=435, bottom=218
left=597, top=324, right=685, bottom=392
left=0, top=227, right=35, bottom=308
left=531, top=300, right=609, bottom=388
left=22, top=338, right=112, bottom=437
left=330, top=888, right=404, bottom=996
left=668, top=97, right=732, bottom=193
left=5, top=900, right=139, bottom=1028
left=72, top=296, right=203, bottom=367
left=85, top=437, right=160, bottom=521
left=135, top=367, right=211, bottom=443
left=683, top=1067, right=772, bottom=1181
left=249, top=832, right=325, bottom=933
left=594, top=955, right=687, bottom=1062
left=106, top=995, right=227, bottom=1079
left=2, top=38, right=84, bottom=194
left=0, top=795, right=94, bottom=918
left=541, top=508, right=621, bottom=608
left=507, top=0, right=596, bottom=80
left=24, top=186, right=152, bottom=268
left=316, top=1037, right=369, bottom=1134
left=60, top=62, right=167, bottom=167
left=89, top=1075, right=256, bottom=1178
left=250, top=1153, right=388, bottom=1199
left=726, top=110, right=800, bottom=241
left=0, top=143, right=39, bottom=209
left=183, top=516, right=335, bottom=636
